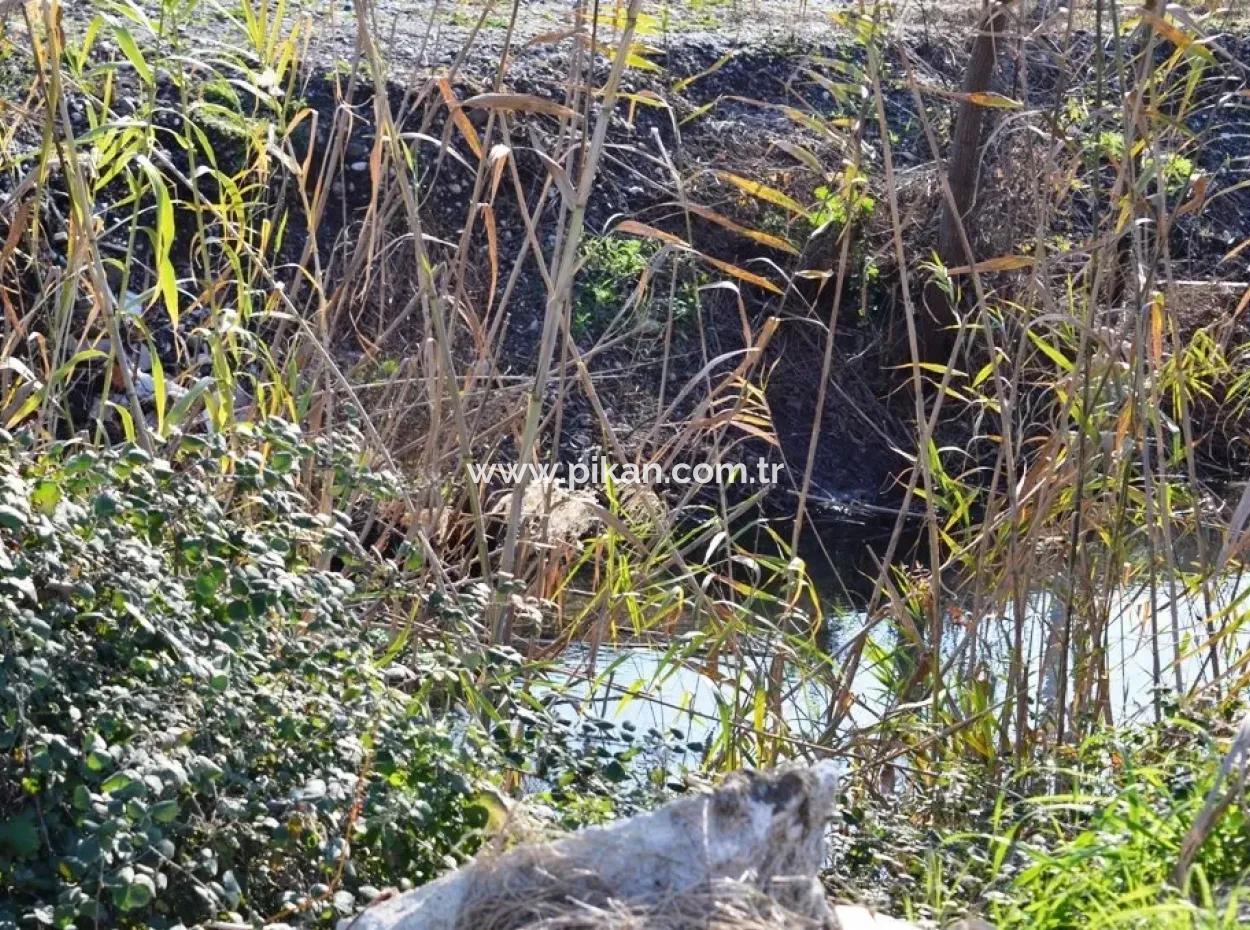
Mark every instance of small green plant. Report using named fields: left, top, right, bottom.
left=573, top=235, right=657, bottom=340
left=448, top=8, right=509, bottom=30
left=1096, top=129, right=1128, bottom=161
left=810, top=169, right=875, bottom=232
left=1153, top=151, right=1195, bottom=194
left=1091, top=131, right=1193, bottom=194
left=992, top=720, right=1250, bottom=929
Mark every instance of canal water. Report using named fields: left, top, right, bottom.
left=539, top=566, right=1250, bottom=757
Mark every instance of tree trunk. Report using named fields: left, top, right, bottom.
left=921, top=1, right=1011, bottom=361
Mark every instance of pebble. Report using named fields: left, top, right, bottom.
left=350, top=161, right=368, bottom=172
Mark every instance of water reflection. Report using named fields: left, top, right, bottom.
left=544, top=567, right=1250, bottom=750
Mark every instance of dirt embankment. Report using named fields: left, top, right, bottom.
left=3, top=3, right=1250, bottom=541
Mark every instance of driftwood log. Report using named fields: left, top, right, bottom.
left=341, top=762, right=920, bottom=930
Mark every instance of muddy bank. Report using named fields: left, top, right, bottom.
left=3, top=9, right=1250, bottom=545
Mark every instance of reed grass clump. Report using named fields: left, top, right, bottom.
left=2, top=0, right=1250, bottom=926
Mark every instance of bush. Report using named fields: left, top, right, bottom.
left=827, top=718, right=1250, bottom=928
left=996, top=721, right=1250, bottom=929
left=0, top=424, right=502, bottom=928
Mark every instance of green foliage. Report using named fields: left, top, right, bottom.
left=0, top=423, right=688, bottom=928
left=810, top=169, right=875, bottom=232
left=1096, top=129, right=1128, bottom=161
left=994, top=722, right=1250, bottom=929
left=831, top=717, right=1250, bottom=928
left=1090, top=131, right=1193, bottom=194
left=573, top=235, right=657, bottom=339
left=572, top=236, right=702, bottom=340
left=1154, top=152, right=1195, bottom=194
left=0, top=425, right=499, bottom=928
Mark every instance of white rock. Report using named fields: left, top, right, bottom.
left=340, top=763, right=924, bottom=930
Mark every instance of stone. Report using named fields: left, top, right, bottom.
left=340, top=763, right=923, bottom=930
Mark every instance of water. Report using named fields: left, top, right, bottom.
left=545, top=567, right=1250, bottom=751
left=546, top=643, right=729, bottom=748
left=1017, top=571, right=1250, bottom=720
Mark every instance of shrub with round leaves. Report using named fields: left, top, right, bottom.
left=0, top=423, right=506, bottom=928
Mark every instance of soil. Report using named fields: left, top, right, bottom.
left=3, top=1, right=1250, bottom=550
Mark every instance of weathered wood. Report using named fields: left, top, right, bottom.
left=340, top=763, right=923, bottom=930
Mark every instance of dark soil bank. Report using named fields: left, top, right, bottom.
left=3, top=5, right=1250, bottom=543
